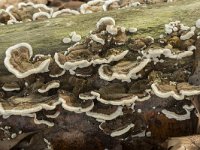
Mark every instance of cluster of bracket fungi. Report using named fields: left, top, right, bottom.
left=1, top=16, right=200, bottom=138
left=0, top=0, right=174, bottom=25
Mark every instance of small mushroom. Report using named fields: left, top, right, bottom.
left=79, top=92, right=96, bottom=100
left=0, top=9, right=16, bottom=24
left=161, top=104, right=194, bottom=121
left=90, top=34, right=105, bottom=45
left=86, top=102, right=123, bottom=120
left=98, top=59, right=149, bottom=82
left=103, top=0, right=120, bottom=11
left=180, top=26, right=196, bottom=40
left=33, top=113, right=54, bottom=127
left=55, top=48, right=128, bottom=71
left=34, top=3, right=54, bottom=15
left=80, top=0, right=105, bottom=14
left=62, top=37, right=71, bottom=44
left=38, top=80, right=60, bottom=93
left=52, top=9, right=80, bottom=18
left=91, top=83, right=138, bottom=105
left=106, top=25, right=118, bottom=35
left=112, top=27, right=128, bottom=45
left=0, top=94, right=60, bottom=117
left=48, top=59, right=66, bottom=78
left=54, top=49, right=93, bottom=71
left=2, top=82, right=20, bottom=92
left=96, top=17, right=115, bottom=31
left=99, top=113, right=135, bottom=137
left=151, top=82, right=200, bottom=100
left=59, top=90, right=94, bottom=113
left=32, top=12, right=51, bottom=21
left=4, top=43, right=51, bottom=78
left=69, top=31, right=82, bottom=43
left=143, top=48, right=194, bottom=62
left=73, top=66, right=94, bottom=77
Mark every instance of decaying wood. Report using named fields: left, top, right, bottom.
left=0, top=0, right=200, bottom=149
left=0, top=105, right=197, bottom=150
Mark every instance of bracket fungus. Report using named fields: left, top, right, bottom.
left=59, top=90, right=94, bottom=113
left=0, top=94, right=60, bottom=118
left=98, top=59, right=149, bottom=82
left=2, top=82, right=21, bottom=92
left=0, top=16, right=199, bottom=141
left=86, top=103, right=123, bottom=121
left=4, top=43, right=51, bottom=78
left=38, top=80, right=60, bottom=93
left=91, top=83, right=138, bottom=105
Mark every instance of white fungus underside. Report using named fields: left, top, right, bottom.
left=91, top=91, right=138, bottom=106
left=38, top=82, right=60, bottom=93
left=33, top=114, right=54, bottom=127
left=46, top=111, right=60, bottom=119
left=0, top=100, right=61, bottom=116
left=54, top=50, right=128, bottom=71
left=59, top=97, right=94, bottom=113
left=49, top=70, right=66, bottom=78
left=98, top=58, right=150, bottom=82
left=2, top=87, right=20, bottom=92
left=151, top=83, right=200, bottom=100
left=161, top=105, right=194, bottom=121
left=79, top=93, right=96, bottom=100
left=86, top=106, right=123, bottom=120
left=110, top=123, right=134, bottom=137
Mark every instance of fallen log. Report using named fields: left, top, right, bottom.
left=0, top=0, right=199, bottom=149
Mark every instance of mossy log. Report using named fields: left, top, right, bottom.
left=0, top=0, right=199, bottom=149
left=0, top=0, right=200, bottom=74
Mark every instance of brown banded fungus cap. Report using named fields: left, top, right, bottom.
left=73, top=66, right=94, bottom=77
left=86, top=102, right=123, bottom=120
left=112, top=27, right=128, bottom=45
left=98, top=59, right=149, bottom=82
left=148, top=70, right=200, bottom=100
left=54, top=47, right=128, bottom=71
left=48, top=59, right=66, bottom=78
left=128, top=36, right=154, bottom=52
left=38, top=80, right=60, bottom=93
left=4, top=43, right=51, bottom=78
left=99, top=113, right=135, bottom=137
left=91, top=83, right=138, bottom=105
left=151, top=81, right=200, bottom=100
left=0, top=94, right=60, bottom=117
left=161, top=102, right=194, bottom=121
left=58, top=90, right=94, bottom=113
left=128, top=80, right=151, bottom=102
left=79, top=92, right=96, bottom=100
left=2, top=82, right=21, bottom=92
